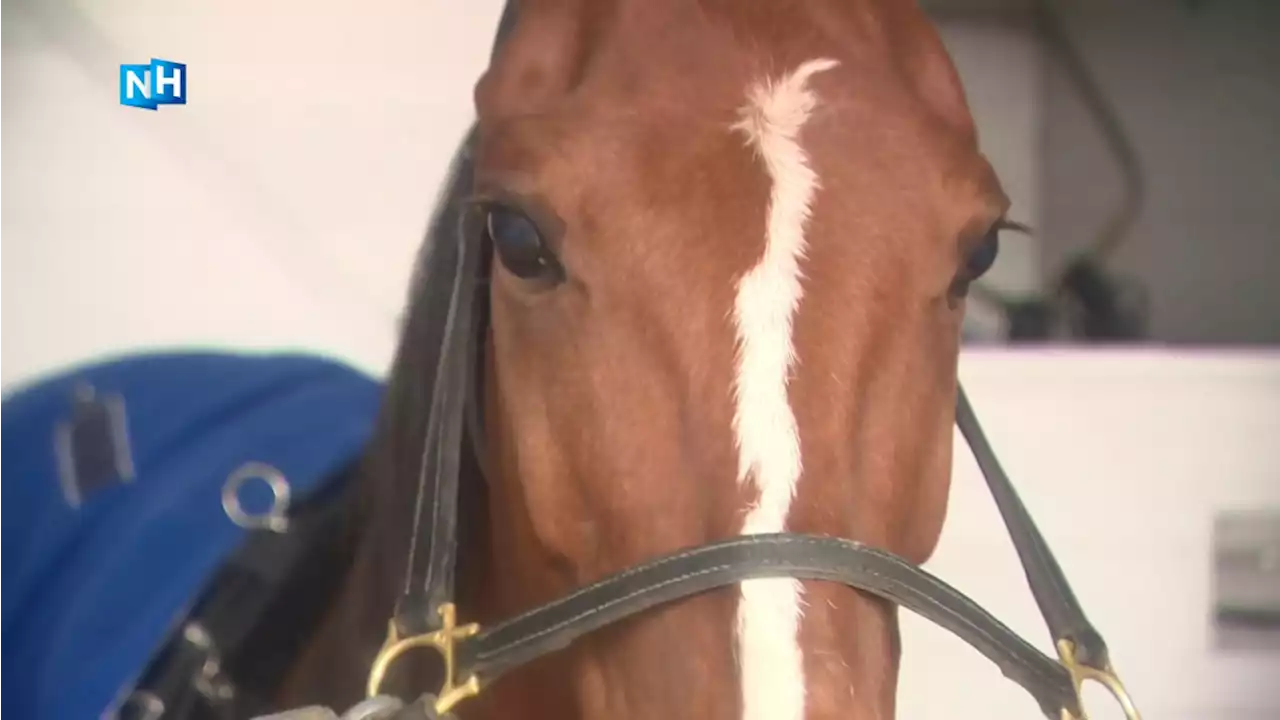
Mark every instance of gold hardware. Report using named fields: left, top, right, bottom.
left=1056, top=638, right=1142, bottom=720
left=366, top=603, right=482, bottom=716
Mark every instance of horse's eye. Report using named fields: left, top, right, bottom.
left=949, top=224, right=1004, bottom=299
left=966, top=226, right=1000, bottom=281
left=483, top=204, right=564, bottom=284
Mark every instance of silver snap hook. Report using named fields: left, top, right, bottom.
left=222, top=462, right=291, bottom=533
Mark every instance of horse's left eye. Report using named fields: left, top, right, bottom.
left=950, top=225, right=1002, bottom=299
left=966, top=227, right=1000, bottom=281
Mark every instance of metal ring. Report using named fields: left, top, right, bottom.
left=221, top=461, right=290, bottom=533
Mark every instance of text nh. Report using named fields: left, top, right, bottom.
left=120, top=59, right=186, bottom=110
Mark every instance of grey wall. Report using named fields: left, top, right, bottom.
left=935, top=20, right=1045, bottom=342
left=939, top=21, right=1043, bottom=297
left=1040, top=0, right=1280, bottom=346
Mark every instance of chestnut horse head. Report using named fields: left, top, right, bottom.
left=455, top=2, right=1007, bottom=719
left=284, top=1, right=1022, bottom=719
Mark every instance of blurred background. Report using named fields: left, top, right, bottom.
left=3, top=0, right=1278, bottom=719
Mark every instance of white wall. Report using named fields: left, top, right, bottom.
left=1, top=0, right=505, bottom=387
left=4, top=3, right=1279, bottom=719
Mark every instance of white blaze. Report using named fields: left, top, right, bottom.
left=728, top=57, right=839, bottom=720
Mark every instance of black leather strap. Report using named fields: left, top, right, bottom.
left=389, top=0, right=509, bottom=638
left=454, top=533, right=1077, bottom=718
left=956, top=387, right=1111, bottom=671
left=391, top=192, right=484, bottom=639
left=390, top=0, right=516, bottom=638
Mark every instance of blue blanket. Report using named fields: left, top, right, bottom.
left=2, top=351, right=383, bottom=719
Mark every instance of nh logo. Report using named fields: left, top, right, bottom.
left=119, top=59, right=186, bottom=110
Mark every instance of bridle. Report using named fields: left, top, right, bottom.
left=363, top=6, right=1143, bottom=720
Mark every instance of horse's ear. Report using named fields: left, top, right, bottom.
left=474, top=1, right=605, bottom=120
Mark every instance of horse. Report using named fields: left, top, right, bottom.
left=254, top=1, right=1140, bottom=719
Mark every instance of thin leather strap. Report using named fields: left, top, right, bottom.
left=392, top=0, right=512, bottom=636
left=454, top=533, right=1077, bottom=719
left=392, top=198, right=483, bottom=638
left=956, top=386, right=1110, bottom=671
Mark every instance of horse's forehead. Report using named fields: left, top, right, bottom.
left=477, top=0, right=1003, bottom=285
left=487, top=15, right=980, bottom=168
left=480, top=0, right=957, bottom=117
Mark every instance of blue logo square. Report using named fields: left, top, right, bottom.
left=119, top=59, right=186, bottom=110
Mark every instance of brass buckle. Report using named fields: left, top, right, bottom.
left=366, top=603, right=482, bottom=716
left=1056, top=638, right=1142, bottom=720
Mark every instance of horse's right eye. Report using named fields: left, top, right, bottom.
left=482, top=203, right=565, bottom=285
